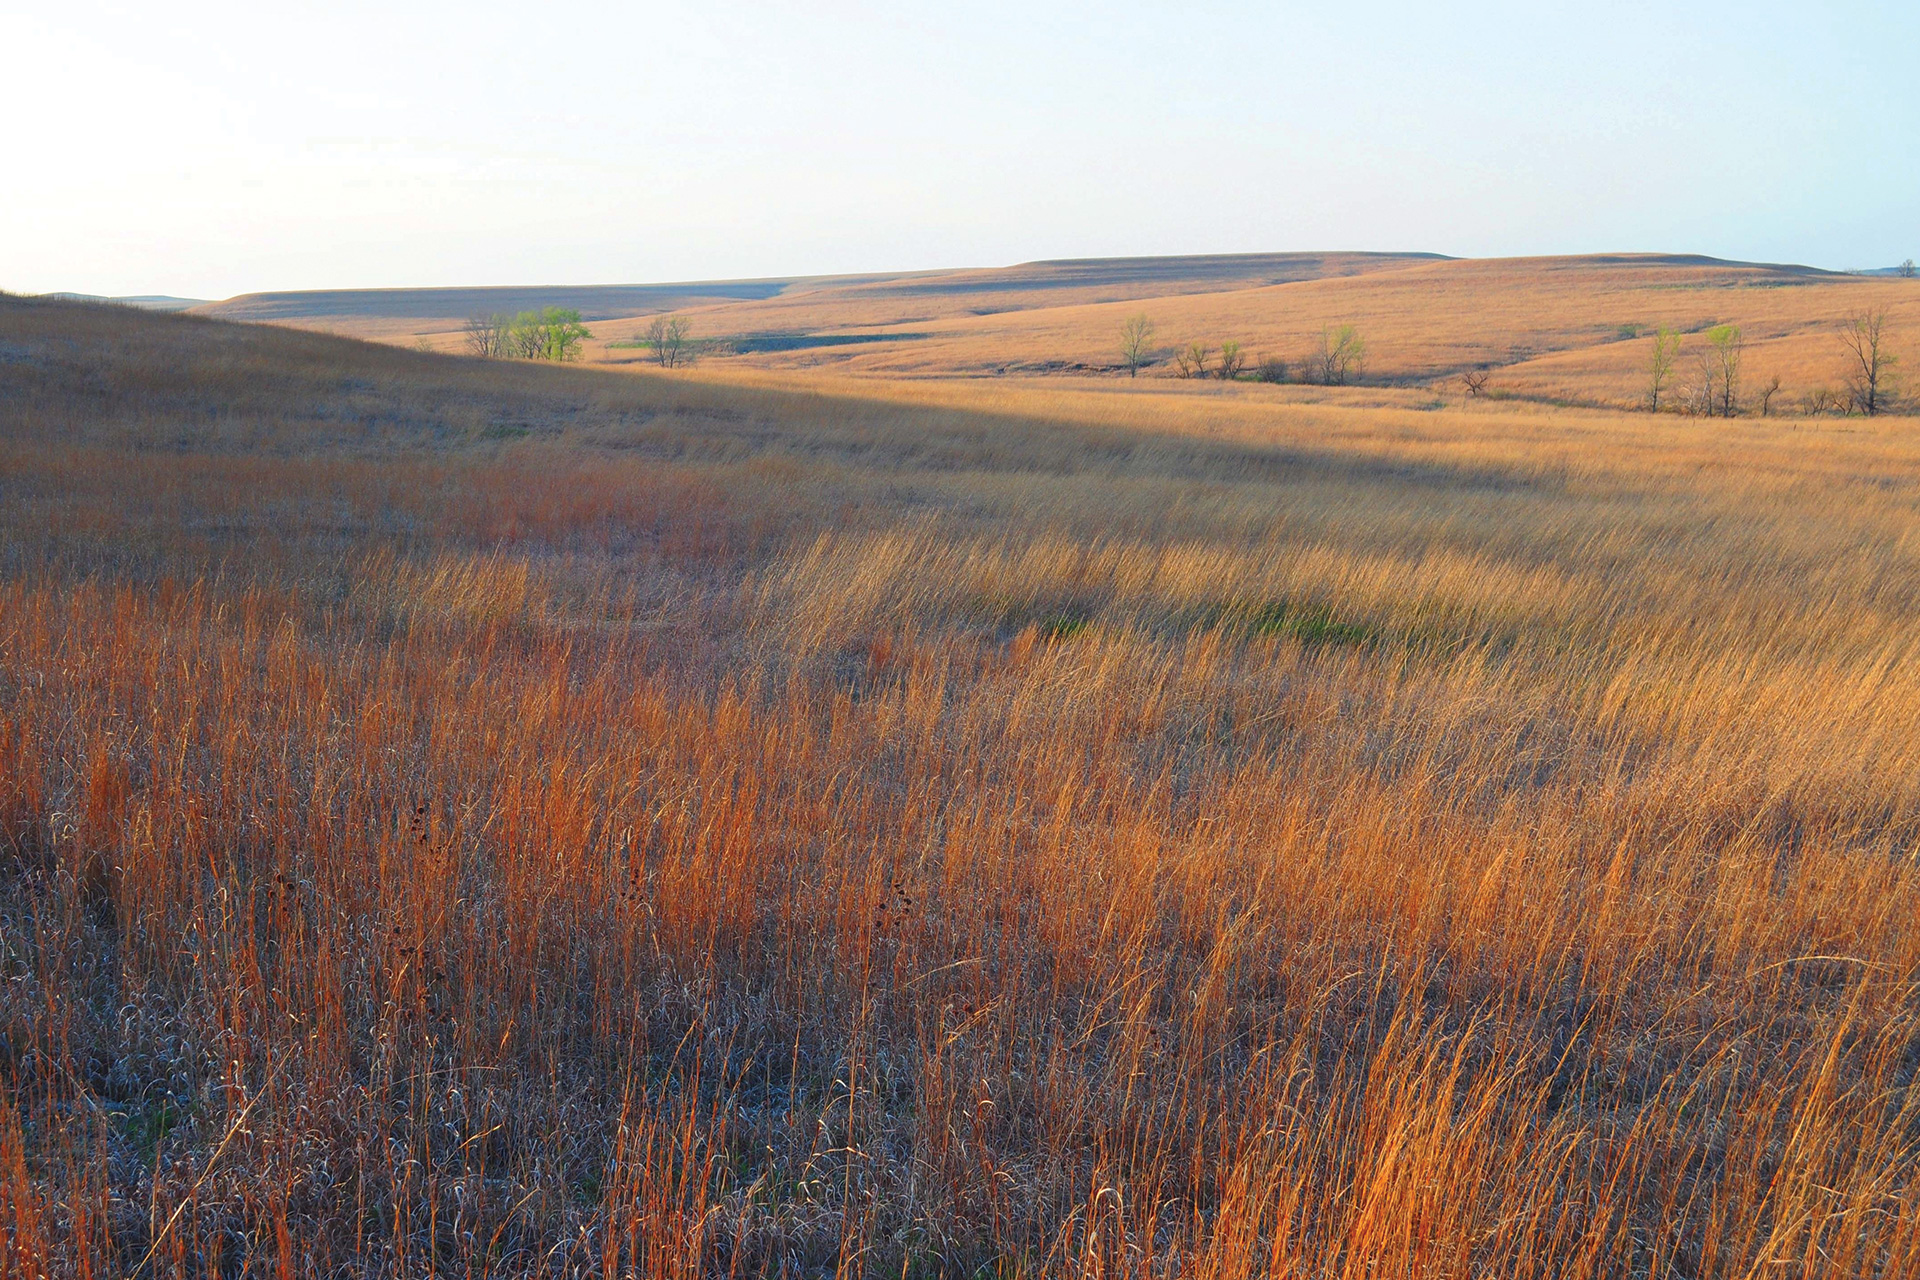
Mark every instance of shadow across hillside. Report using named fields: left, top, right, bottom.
left=2, top=293, right=1561, bottom=501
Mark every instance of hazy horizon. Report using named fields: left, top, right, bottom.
left=9, top=1, right=1916, bottom=299
left=35, top=248, right=1914, bottom=309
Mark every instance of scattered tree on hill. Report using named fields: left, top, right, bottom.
left=463, top=312, right=511, bottom=359
left=1175, top=342, right=1211, bottom=378
left=1118, top=314, right=1156, bottom=377
left=1839, top=310, right=1896, bottom=415
left=1647, top=327, right=1680, bottom=412
left=646, top=315, right=694, bottom=368
left=1217, top=341, right=1246, bottom=380
left=1758, top=374, right=1783, bottom=417
left=549, top=310, right=593, bottom=361
left=506, top=308, right=591, bottom=362
left=1313, top=325, right=1366, bottom=385
left=1705, top=324, right=1744, bottom=417
left=1801, top=385, right=1844, bottom=415
left=1679, top=349, right=1719, bottom=417
left=1461, top=367, right=1491, bottom=397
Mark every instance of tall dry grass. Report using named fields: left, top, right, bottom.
left=2, top=293, right=1919, bottom=1277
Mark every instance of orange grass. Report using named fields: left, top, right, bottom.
left=365, top=255, right=1920, bottom=417
left=2, top=294, right=1919, bottom=1276
left=770, top=255, right=1920, bottom=398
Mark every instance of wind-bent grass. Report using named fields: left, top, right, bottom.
left=2, top=294, right=1919, bottom=1277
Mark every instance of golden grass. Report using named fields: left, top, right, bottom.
left=365, top=255, right=1920, bottom=419
left=214, top=254, right=1434, bottom=348
left=3, top=293, right=1920, bottom=1276
left=675, top=255, right=1919, bottom=401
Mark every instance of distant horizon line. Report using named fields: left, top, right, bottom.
left=23, top=247, right=1919, bottom=309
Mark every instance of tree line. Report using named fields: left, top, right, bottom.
left=1119, top=316, right=1368, bottom=385
left=1641, top=310, right=1898, bottom=417
left=1119, top=307, right=1903, bottom=415
left=461, top=310, right=708, bottom=368
left=463, top=308, right=592, bottom=362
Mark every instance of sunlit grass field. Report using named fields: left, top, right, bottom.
left=3, top=294, right=1920, bottom=1277
left=352, top=254, right=1920, bottom=411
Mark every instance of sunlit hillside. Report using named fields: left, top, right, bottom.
left=3, top=293, right=1919, bottom=1277
left=187, top=254, right=1920, bottom=416
left=190, top=252, right=1441, bottom=344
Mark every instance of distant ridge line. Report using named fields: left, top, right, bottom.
left=43, top=292, right=208, bottom=312
left=181, top=250, right=1855, bottom=328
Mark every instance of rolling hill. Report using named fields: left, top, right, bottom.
left=5, top=290, right=1920, bottom=1274
left=182, top=251, right=1919, bottom=414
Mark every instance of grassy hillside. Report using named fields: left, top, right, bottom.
left=600, top=255, right=1917, bottom=402
left=3, top=294, right=1919, bottom=1277
left=190, top=254, right=1920, bottom=417
left=188, top=252, right=1445, bottom=347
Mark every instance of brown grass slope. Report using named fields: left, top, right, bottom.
left=190, top=277, right=833, bottom=342
left=3, top=294, right=1920, bottom=1277
left=192, top=252, right=1443, bottom=346
left=343, top=253, right=1916, bottom=413
left=638, top=255, right=1919, bottom=397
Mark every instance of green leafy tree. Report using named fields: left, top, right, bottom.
left=1314, top=325, right=1365, bottom=385
left=508, top=308, right=591, bottom=362
left=1705, top=324, right=1744, bottom=417
left=542, top=308, right=591, bottom=361
left=1647, top=327, right=1680, bottom=411
left=1217, top=341, right=1246, bottom=380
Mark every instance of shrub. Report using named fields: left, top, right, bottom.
left=1217, top=341, right=1246, bottom=380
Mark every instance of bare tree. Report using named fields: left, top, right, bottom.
left=508, top=312, right=546, bottom=360
left=1257, top=357, right=1289, bottom=384
left=1461, top=367, right=1491, bottom=397
left=1118, top=315, right=1156, bottom=378
left=1758, top=375, right=1782, bottom=417
left=1647, top=327, right=1680, bottom=412
left=1313, top=325, right=1366, bottom=385
left=463, top=312, right=510, bottom=359
left=1801, top=386, right=1843, bottom=415
left=1217, top=341, right=1246, bottom=380
left=1175, top=342, right=1211, bottom=379
left=1901, top=259, right=1917, bottom=279
left=645, top=315, right=693, bottom=369
left=1839, top=310, right=1897, bottom=416
left=1679, top=349, right=1718, bottom=417
left=1705, top=325, right=1744, bottom=417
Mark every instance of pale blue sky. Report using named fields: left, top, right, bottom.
left=6, top=1, right=1916, bottom=298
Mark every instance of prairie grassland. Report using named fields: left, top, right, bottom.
left=405, top=256, right=1920, bottom=414
left=699, top=255, right=1916, bottom=398
left=204, top=253, right=1435, bottom=346
left=3, top=294, right=1920, bottom=1278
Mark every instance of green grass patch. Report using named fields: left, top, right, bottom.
left=121, top=1097, right=191, bottom=1163
left=1197, top=600, right=1381, bottom=648
left=609, top=331, right=932, bottom=354
left=1035, top=611, right=1092, bottom=641
left=976, top=597, right=1096, bottom=642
